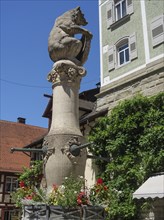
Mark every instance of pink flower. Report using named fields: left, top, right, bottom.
left=77, top=198, right=82, bottom=205
left=25, top=195, right=33, bottom=200
left=78, top=192, right=85, bottom=198
left=53, top=184, right=58, bottom=190
left=77, top=192, right=89, bottom=205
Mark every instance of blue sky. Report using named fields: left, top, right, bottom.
left=0, top=0, right=100, bottom=128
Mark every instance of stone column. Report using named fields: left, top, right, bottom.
left=43, top=60, right=87, bottom=192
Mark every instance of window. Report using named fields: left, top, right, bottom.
left=115, top=0, right=127, bottom=21
left=107, top=0, right=133, bottom=28
left=5, top=176, right=18, bottom=193
left=4, top=210, right=13, bottom=220
left=4, top=210, right=19, bottom=220
left=117, top=42, right=129, bottom=65
left=31, top=152, right=43, bottom=161
left=108, top=33, right=137, bottom=71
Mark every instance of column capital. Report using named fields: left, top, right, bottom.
left=47, top=60, right=86, bottom=85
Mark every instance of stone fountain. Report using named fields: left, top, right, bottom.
left=42, top=6, right=93, bottom=193
left=21, top=7, right=106, bottom=219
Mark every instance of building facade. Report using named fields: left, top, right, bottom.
left=97, top=0, right=164, bottom=112
left=97, top=1, right=164, bottom=219
left=0, top=118, right=47, bottom=220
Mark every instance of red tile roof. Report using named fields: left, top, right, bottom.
left=0, top=120, right=47, bottom=173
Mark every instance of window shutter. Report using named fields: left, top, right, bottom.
left=151, top=14, right=164, bottom=47
left=129, top=33, right=137, bottom=60
left=108, top=45, right=115, bottom=71
left=127, top=0, right=133, bottom=15
left=106, top=1, right=113, bottom=28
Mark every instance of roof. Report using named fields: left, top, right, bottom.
left=0, top=120, right=47, bottom=173
left=79, top=87, right=100, bottom=102
left=80, top=108, right=108, bottom=125
left=133, top=173, right=164, bottom=199
left=42, top=94, right=52, bottom=118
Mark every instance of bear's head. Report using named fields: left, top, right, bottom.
left=73, top=7, right=88, bottom=26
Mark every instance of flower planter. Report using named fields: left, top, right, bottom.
left=23, top=205, right=48, bottom=220
left=82, top=205, right=106, bottom=220
left=22, top=205, right=105, bottom=220
left=50, top=206, right=82, bottom=220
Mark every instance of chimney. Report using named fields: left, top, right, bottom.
left=17, top=117, right=26, bottom=124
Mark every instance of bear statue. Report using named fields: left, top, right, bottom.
left=48, top=7, right=93, bottom=66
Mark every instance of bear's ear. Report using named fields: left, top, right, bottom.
left=75, top=6, right=83, bottom=16
left=76, top=6, right=80, bottom=10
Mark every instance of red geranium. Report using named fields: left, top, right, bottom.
left=77, top=198, right=82, bottom=205
left=89, top=178, right=109, bottom=206
left=97, top=178, right=103, bottom=185
left=53, top=184, right=58, bottom=190
left=25, top=195, right=33, bottom=200
left=19, top=181, right=25, bottom=188
left=77, top=191, right=89, bottom=205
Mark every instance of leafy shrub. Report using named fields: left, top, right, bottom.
left=88, top=93, right=164, bottom=220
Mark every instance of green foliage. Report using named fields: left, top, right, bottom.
left=19, top=160, right=43, bottom=187
left=88, top=93, right=164, bottom=220
left=11, top=186, right=46, bottom=208
left=48, top=175, right=88, bottom=208
left=13, top=174, right=88, bottom=208
left=12, top=160, right=44, bottom=207
left=89, top=178, right=109, bottom=208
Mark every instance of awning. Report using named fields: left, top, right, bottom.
left=133, top=174, right=164, bottom=199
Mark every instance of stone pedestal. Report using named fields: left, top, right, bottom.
left=43, top=60, right=87, bottom=192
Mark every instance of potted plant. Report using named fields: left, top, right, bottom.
left=12, top=161, right=44, bottom=208
left=12, top=165, right=107, bottom=219
left=48, top=175, right=88, bottom=219
left=85, top=178, right=108, bottom=219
